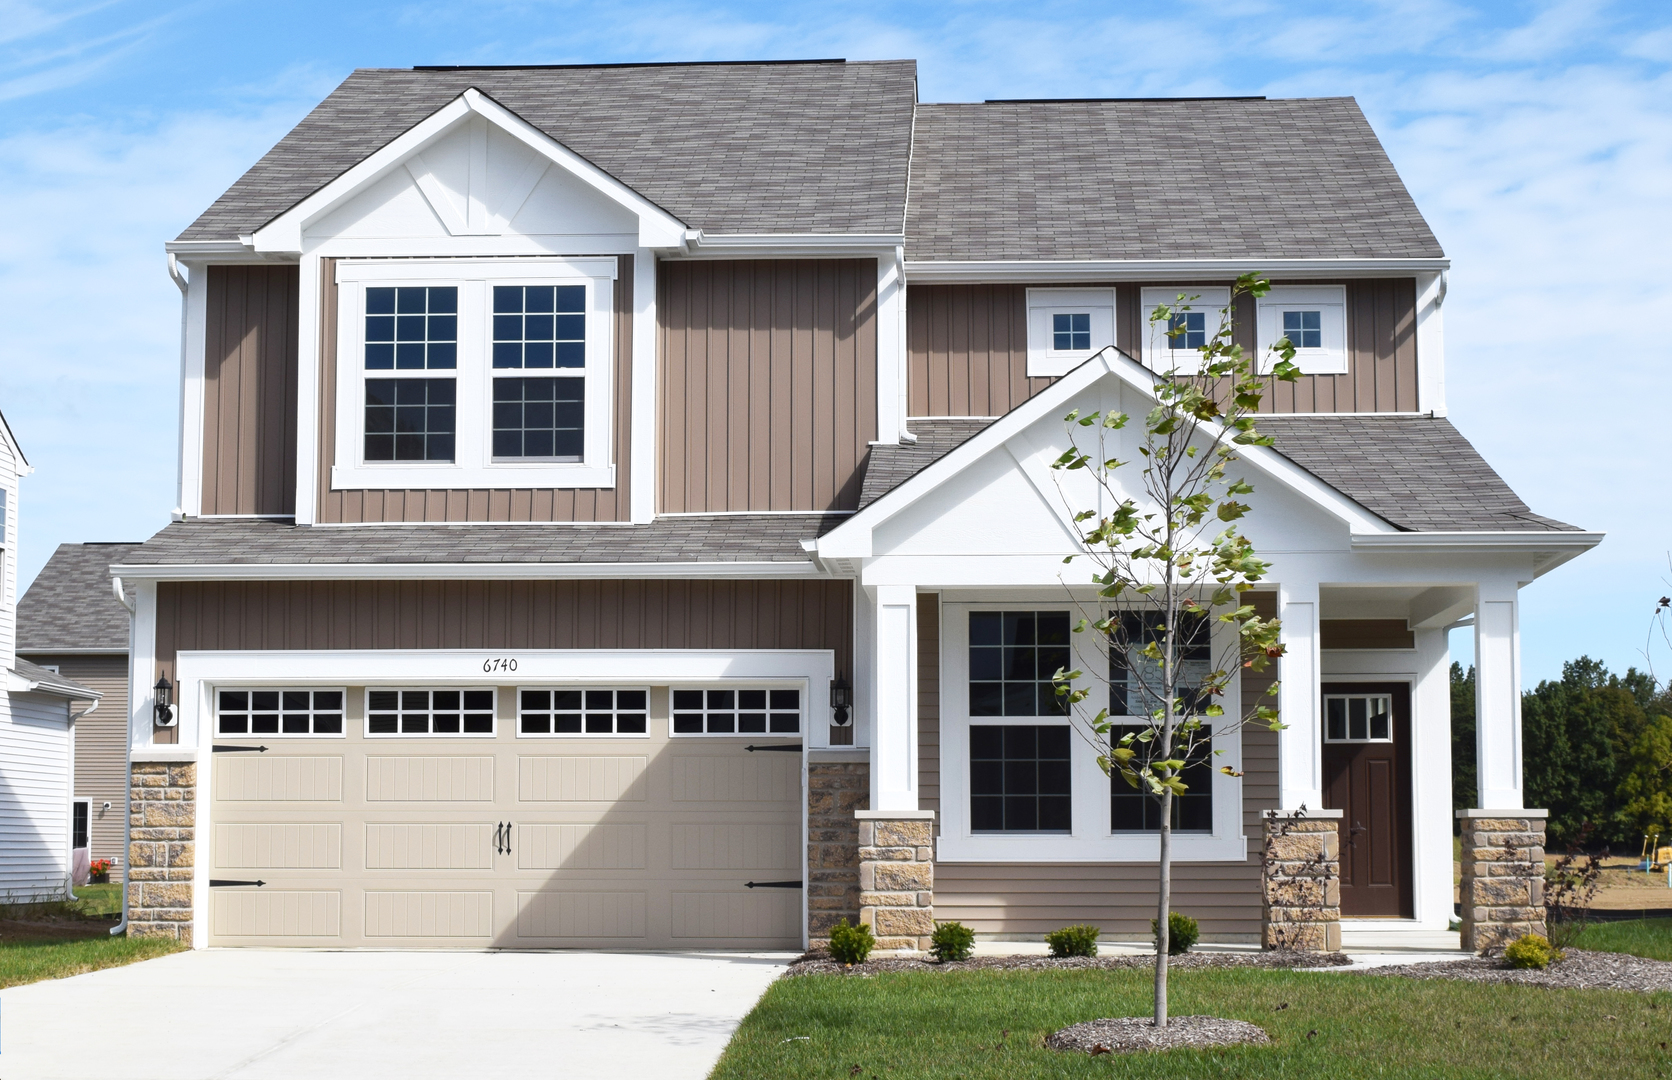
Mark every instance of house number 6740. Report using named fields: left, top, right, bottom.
left=482, top=658, right=519, bottom=673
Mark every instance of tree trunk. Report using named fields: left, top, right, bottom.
left=1155, top=792, right=1173, bottom=1028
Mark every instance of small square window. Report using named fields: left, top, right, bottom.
left=671, top=686, right=800, bottom=735
left=1052, top=312, right=1091, bottom=351
left=1282, top=310, right=1322, bottom=349
left=1027, top=289, right=1115, bottom=377
left=1167, top=311, right=1206, bottom=350
left=1139, top=287, right=1231, bottom=374
left=366, top=688, right=495, bottom=737
left=216, top=688, right=346, bottom=737
left=1256, top=286, right=1347, bottom=375
left=518, top=687, right=647, bottom=737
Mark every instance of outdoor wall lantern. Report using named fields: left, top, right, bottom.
left=153, top=675, right=178, bottom=727
left=829, top=676, right=851, bottom=727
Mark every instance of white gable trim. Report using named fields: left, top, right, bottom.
left=815, top=347, right=1396, bottom=559
left=0, top=408, right=28, bottom=470
left=250, top=88, right=687, bottom=254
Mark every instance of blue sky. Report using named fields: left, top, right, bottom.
left=1, top=0, right=1668, bottom=686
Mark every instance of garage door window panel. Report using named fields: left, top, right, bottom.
left=672, top=688, right=801, bottom=735
left=366, top=689, right=496, bottom=736
left=519, top=688, right=649, bottom=736
left=217, top=688, right=346, bottom=737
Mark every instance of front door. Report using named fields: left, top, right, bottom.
left=1321, top=683, right=1412, bottom=918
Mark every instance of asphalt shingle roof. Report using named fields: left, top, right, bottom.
left=858, top=415, right=1572, bottom=533
left=17, top=543, right=141, bottom=652
left=178, top=60, right=917, bottom=242
left=906, top=98, right=1443, bottom=261
left=114, top=516, right=846, bottom=567
left=12, top=658, right=100, bottom=699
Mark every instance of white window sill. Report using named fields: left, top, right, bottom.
left=331, top=463, right=615, bottom=491
left=935, top=831, right=1250, bottom=863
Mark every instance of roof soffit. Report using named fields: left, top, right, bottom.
left=251, top=87, right=687, bottom=254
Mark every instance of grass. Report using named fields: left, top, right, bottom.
left=1570, top=918, right=1672, bottom=961
left=0, top=881, right=186, bottom=989
left=710, top=967, right=1672, bottom=1080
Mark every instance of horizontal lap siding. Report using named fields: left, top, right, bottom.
left=317, top=255, right=635, bottom=522
left=658, top=260, right=878, bottom=512
left=933, top=592, right=1281, bottom=939
left=202, top=266, right=299, bottom=516
left=908, top=280, right=1418, bottom=418
left=21, top=655, right=129, bottom=879
left=0, top=691, right=73, bottom=898
left=154, top=579, right=852, bottom=683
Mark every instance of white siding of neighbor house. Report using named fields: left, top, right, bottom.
left=0, top=690, right=74, bottom=900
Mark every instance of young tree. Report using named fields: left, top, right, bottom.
left=1048, top=274, right=1299, bottom=1028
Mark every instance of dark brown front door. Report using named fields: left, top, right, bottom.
left=1321, top=682, right=1413, bottom=918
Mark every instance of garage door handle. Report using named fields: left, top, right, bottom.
left=505, top=822, right=512, bottom=854
left=493, top=822, right=504, bottom=854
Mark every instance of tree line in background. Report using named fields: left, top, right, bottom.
left=1452, top=658, right=1672, bottom=849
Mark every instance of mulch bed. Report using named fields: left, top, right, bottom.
left=1046, top=1015, right=1271, bottom=1055
left=785, top=948, right=1351, bottom=978
left=1364, top=948, right=1672, bottom=993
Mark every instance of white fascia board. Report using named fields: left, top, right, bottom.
left=177, top=648, right=835, bottom=684
left=108, top=560, right=826, bottom=582
left=162, top=241, right=294, bottom=264
left=905, top=257, right=1452, bottom=283
left=816, top=346, right=1394, bottom=558
left=677, top=234, right=908, bottom=259
left=1352, top=530, right=1604, bottom=579
left=249, top=89, right=688, bottom=254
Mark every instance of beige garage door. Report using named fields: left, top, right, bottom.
left=206, top=685, right=803, bottom=948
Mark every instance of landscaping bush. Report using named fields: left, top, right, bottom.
left=1505, top=932, right=1562, bottom=970
left=827, top=918, right=875, bottom=964
left=1045, top=924, right=1101, bottom=958
left=1152, top=910, right=1200, bottom=955
left=930, top=920, right=976, bottom=962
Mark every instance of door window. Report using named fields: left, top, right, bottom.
left=1324, top=694, right=1393, bottom=742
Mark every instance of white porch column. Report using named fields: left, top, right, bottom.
left=870, top=584, right=919, bottom=812
left=1277, top=579, right=1322, bottom=811
left=1474, top=581, right=1524, bottom=810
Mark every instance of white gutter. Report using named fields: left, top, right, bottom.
left=673, top=231, right=907, bottom=259
left=110, top=577, right=137, bottom=937
left=905, top=257, right=1453, bottom=283
left=108, top=559, right=828, bottom=582
left=1348, top=531, right=1606, bottom=553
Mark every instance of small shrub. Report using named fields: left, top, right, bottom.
left=1045, top=924, right=1101, bottom=958
left=1151, top=911, right=1200, bottom=955
left=1504, top=932, right=1562, bottom=970
left=827, top=918, right=875, bottom=964
left=930, top=920, right=976, bottom=962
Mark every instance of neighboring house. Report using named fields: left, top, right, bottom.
left=18, top=542, right=141, bottom=883
left=117, top=59, right=1597, bottom=949
left=0, top=410, right=103, bottom=902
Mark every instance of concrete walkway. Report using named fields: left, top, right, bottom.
left=1, top=949, right=792, bottom=1080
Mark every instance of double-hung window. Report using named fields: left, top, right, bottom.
left=968, top=610, right=1074, bottom=833
left=1108, top=610, right=1214, bottom=833
left=334, top=259, right=616, bottom=490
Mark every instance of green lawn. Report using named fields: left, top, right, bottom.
left=711, top=967, right=1672, bottom=1080
left=1570, top=918, right=1672, bottom=961
left=0, top=882, right=185, bottom=988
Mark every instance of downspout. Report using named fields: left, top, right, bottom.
left=65, top=697, right=99, bottom=902
left=110, top=575, right=136, bottom=936
left=168, top=254, right=189, bottom=520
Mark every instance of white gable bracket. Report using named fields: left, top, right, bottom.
left=250, top=87, right=687, bottom=254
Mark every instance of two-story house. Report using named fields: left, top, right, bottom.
left=111, top=59, right=1597, bottom=949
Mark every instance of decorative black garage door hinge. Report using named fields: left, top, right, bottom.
left=743, top=880, right=803, bottom=889
left=744, top=744, right=802, bottom=753
left=212, top=744, right=269, bottom=753
left=208, top=879, right=267, bottom=888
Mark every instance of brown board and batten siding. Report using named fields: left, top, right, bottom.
left=152, top=578, right=852, bottom=684
left=907, top=281, right=1418, bottom=419
left=315, top=255, right=636, bottom=523
left=201, top=265, right=300, bottom=516
left=658, top=260, right=879, bottom=513
left=931, top=593, right=1279, bottom=941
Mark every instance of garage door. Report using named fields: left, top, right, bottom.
left=206, top=684, right=803, bottom=948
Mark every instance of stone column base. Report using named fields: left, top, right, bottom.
left=127, top=750, right=198, bottom=941
left=1261, top=809, right=1342, bottom=952
left=856, top=810, right=935, bottom=951
left=1458, top=809, right=1547, bottom=952
left=807, top=760, right=869, bottom=940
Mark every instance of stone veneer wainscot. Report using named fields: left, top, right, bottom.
left=1457, top=809, right=1547, bottom=952
left=1261, top=809, right=1342, bottom=952
left=127, top=749, right=198, bottom=940
left=807, top=757, right=869, bottom=938
left=857, top=810, right=936, bottom=951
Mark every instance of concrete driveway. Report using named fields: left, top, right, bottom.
left=2, top=949, right=790, bottom=1079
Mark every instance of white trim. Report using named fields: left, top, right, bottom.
left=629, top=250, right=657, bottom=523
left=176, top=262, right=208, bottom=518
left=1350, top=531, right=1605, bottom=552
left=676, top=233, right=907, bottom=258
left=109, top=560, right=825, bottom=582
left=1414, top=271, right=1446, bottom=416
left=905, top=257, right=1451, bottom=283
left=294, top=251, right=322, bottom=524
left=330, top=258, right=617, bottom=491
left=876, top=247, right=907, bottom=443
left=1025, top=288, right=1116, bottom=377
left=251, top=89, right=687, bottom=254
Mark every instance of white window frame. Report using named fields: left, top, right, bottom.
left=333, top=258, right=616, bottom=490
left=937, top=597, right=1247, bottom=863
left=1025, top=288, right=1116, bottom=377
left=1138, top=286, right=1231, bottom=375
left=668, top=684, right=804, bottom=738
left=213, top=686, right=350, bottom=739
left=1256, top=285, right=1348, bottom=375
left=514, top=685, right=651, bottom=739
left=362, top=686, right=498, bottom=739
left=1323, top=693, right=1395, bottom=744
